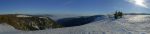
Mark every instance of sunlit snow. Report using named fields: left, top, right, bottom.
left=0, top=15, right=150, bottom=34
left=16, top=15, right=32, bottom=17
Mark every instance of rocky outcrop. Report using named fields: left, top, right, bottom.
left=0, top=14, right=63, bottom=31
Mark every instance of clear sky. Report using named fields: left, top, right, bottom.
left=0, top=0, right=150, bottom=15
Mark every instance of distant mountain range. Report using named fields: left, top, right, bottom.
left=56, top=15, right=106, bottom=27
left=124, top=13, right=150, bottom=15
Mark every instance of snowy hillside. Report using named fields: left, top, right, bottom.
left=0, top=15, right=150, bottom=34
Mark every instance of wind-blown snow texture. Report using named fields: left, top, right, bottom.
left=0, top=15, right=150, bottom=34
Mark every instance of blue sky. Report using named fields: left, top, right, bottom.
left=0, top=0, right=150, bottom=15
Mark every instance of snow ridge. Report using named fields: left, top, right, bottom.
left=0, top=15, right=150, bottom=34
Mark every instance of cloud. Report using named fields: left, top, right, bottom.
left=126, top=0, right=148, bottom=8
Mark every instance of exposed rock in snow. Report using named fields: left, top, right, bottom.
left=0, top=14, right=63, bottom=31
left=0, top=15, right=150, bottom=34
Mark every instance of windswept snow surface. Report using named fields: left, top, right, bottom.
left=1, top=15, right=150, bottom=34
left=16, top=15, right=32, bottom=17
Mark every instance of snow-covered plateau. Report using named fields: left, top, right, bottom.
left=0, top=15, right=150, bottom=34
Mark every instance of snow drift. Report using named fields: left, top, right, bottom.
left=0, top=15, right=150, bottom=34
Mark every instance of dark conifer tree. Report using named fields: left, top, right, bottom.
left=114, top=10, right=123, bottom=19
